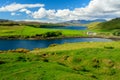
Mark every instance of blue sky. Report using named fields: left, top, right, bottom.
left=0, top=0, right=119, bottom=22
left=0, top=0, right=90, bottom=10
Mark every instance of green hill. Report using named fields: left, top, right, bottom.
left=96, top=18, right=120, bottom=30
left=87, top=18, right=120, bottom=36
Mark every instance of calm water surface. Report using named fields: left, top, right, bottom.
left=0, top=38, right=112, bottom=50
left=45, top=26, right=87, bottom=30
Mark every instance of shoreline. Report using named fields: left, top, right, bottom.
left=0, top=35, right=120, bottom=40
left=0, top=36, right=120, bottom=51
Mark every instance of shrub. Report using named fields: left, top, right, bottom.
left=17, top=56, right=26, bottom=62
left=0, top=60, right=6, bottom=64
left=92, top=58, right=101, bottom=68
left=42, top=31, right=62, bottom=38
left=43, top=58, right=49, bottom=62
left=104, top=46, right=114, bottom=49
left=35, top=34, right=42, bottom=37
left=110, top=68, right=116, bottom=75
left=16, top=55, right=32, bottom=62
left=113, top=31, right=120, bottom=36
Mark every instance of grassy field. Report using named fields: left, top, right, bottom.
left=0, top=26, right=87, bottom=37
left=0, top=25, right=117, bottom=40
left=0, top=41, right=120, bottom=80
left=87, top=18, right=120, bottom=36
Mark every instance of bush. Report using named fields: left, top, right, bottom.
left=92, top=58, right=101, bottom=68
left=0, top=60, right=6, bottom=64
left=35, top=34, right=42, bottom=37
left=43, top=58, right=49, bottom=62
left=104, top=46, right=114, bottom=49
left=17, top=56, right=26, bottom=62
left=42, top=31, right=62, bottom=38
left=113, top=31, right=120, bottom=36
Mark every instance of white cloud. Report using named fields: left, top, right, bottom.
left=32, top=8, right=47, bottom=18
left=46, top=10, right=56, bottom=19
left=0, top=3, right=44, bottom=12
left=71, top=0, right=120, bottom=20
left=23, top=19, right=59, bottom=23
left=56, top=9, right=70, bottom=18
left=1, top=0, right=120, bottom=22
left=11, top=12, right=16, bottom=16
left=19, top=8, right=31, bottom=14
left=31, top=0, right=120, bottom=22
left=11, top=12, right=20, bottom=16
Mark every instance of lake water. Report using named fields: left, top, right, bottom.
left=45, top=26, right=87, bottom=30
left=0, top=38, right=112, bottom=50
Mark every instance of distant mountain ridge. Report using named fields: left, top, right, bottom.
left=0, top=19, right=65, bottom=27
left=0, top=19, right=12, bottom=22
left=64, top=19, right=106, bottom=24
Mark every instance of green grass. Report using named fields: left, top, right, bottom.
left=0, top=26, right=87, bottom=37
left=86, top=18, right=120, bottom=36
left=0, top=23, right=119, bottom=38
left=87, top=18, right=120, bottom=30
left=0, top=41, right=120, bottom=80
left=33, top=41, right=120, bottom=52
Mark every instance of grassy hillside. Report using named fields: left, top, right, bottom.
left=97, top=18, right=120, bottom=30
left=87, top=18, right=120, bottom=36
left=87, top=22, right=101, bottom=30
left=87, top=18, right=120, bottom=30
left=0, top=26, right=87, bottom=39
left=0, top=41, right=120, bottom=80
left=32, top=41, right=120, bottom=52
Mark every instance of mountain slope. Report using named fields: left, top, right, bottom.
left=96, top=18, right=120, bottom=30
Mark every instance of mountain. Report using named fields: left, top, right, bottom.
left=64, top=19, right=106, bottom=24
left=96, top=18, right=120, bottom=30
left=0, top=19, right=65, bottom=28
left=0, top=19, right=20, bottom=26
left=0, top=19, right=12, bottom=22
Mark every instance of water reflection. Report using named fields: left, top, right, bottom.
left=0, top=38, right=112, bottom=50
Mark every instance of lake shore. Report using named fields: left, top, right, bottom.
left=0, top=35, right=120, bottom=40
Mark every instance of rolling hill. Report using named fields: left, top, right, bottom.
left=96, top=18, right=120, bottom=30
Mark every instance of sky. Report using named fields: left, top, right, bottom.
left=0, top=0, right=120, bottom=23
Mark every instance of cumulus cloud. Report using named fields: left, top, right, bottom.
left=19, top=8, right=31, bottom=14
left=32, top=8, right=75, bottom=21
left=74, top=0, right=120, bottom=20
left=31, top=0, right=120, bottom=22
left=0, top=3, right=44, bottom=12
left=1, top=0, right=120, bottom=22
left=32, top=8, right=47, bottom=18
